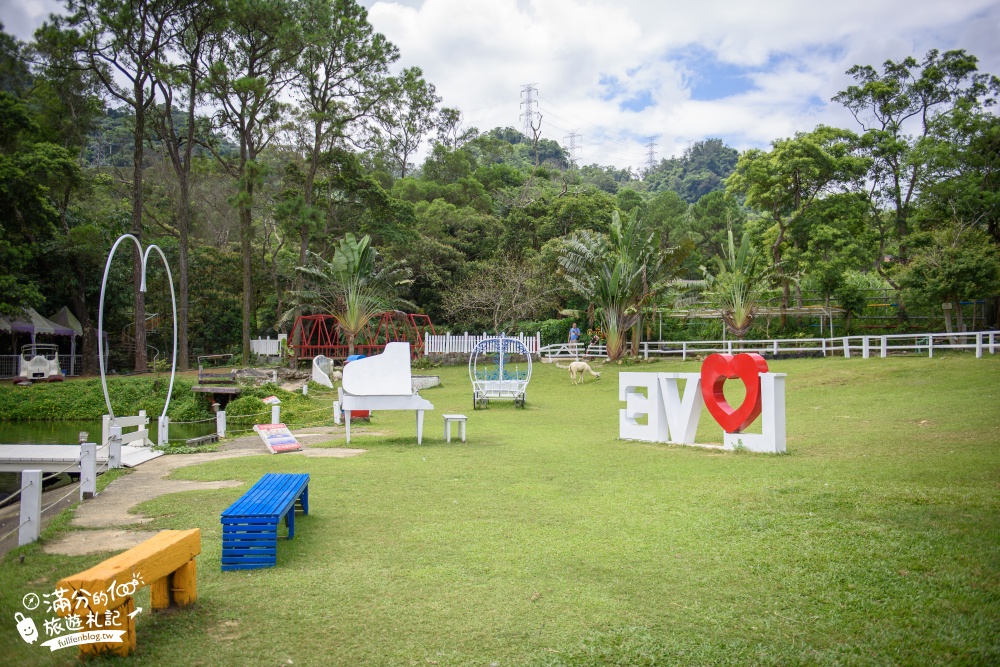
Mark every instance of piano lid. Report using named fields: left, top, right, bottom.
left=341, top=342, right=413, bottom=396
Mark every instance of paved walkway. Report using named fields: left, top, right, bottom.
left=0, top=427, right=364, bottom=557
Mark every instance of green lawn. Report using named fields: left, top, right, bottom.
left=2, top=355, right=999, bottom=666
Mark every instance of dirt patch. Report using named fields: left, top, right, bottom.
left=210, top=619, right=241, bottom=642
left=298, top=447, right=366, bottom=458
left=43, top=529, right=160, bottom=556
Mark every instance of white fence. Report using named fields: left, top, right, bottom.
left=250, top=334, right=286, bottom=357
left=535, top=331, right=997, bottom=360
left=424, top=332, right=542, bottom=355
left=638, top=331, right=997, bottom=360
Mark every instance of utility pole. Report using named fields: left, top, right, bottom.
left=564, top=130, right=581, bottom=165
left=645, top=137, right=657, bottom=172
left=520, top=84, right=539, bottom=139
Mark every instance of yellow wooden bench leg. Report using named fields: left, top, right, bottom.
left=79, top=596, right=136, bottom=658
left=171, top=559, right=197, bottom=607
left=151, top=576, right=171, bottom=611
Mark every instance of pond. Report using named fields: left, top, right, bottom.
left=0, top=419, right=217, bottom=445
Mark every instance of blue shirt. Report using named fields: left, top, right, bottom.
left=569, top=327, right=581, bottom=341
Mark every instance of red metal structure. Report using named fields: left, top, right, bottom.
left=289, top=311, right=435, bottom=362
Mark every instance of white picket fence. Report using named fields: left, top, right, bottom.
left=424, top=332, right=542, bottom=355
left=250, top=334, right=286, bottom=357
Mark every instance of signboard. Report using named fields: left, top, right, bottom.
left=253, top=423, right=302, bottom=454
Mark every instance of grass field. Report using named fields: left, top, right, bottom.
left=1, top=355, right=998, bottom=666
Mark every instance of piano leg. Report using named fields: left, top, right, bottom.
left=416, top=410, right=424, bottom=445
left=345, top=410, right=351, bottom=443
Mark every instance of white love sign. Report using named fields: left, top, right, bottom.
left=619, top=370, right=786, bottom=453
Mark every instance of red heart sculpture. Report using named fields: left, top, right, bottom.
left=700, top=353, right=769, bottom=433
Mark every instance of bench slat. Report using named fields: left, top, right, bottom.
left=221, top=474, right=308, bottom=571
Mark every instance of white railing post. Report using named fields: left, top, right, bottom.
left=158, top=416, right=169, bottom=446
left=80, top=443, right=96, bottom=500
left=843, top=337, right=850, bottom=358
left=682, top=342, right=687, bottom=361
left=773, top=340, right=778, bottom=356
left=217, top=410, right=227, bottom=438
left=108, top=424, right=122, bottom=469
left=822, top=338, right=826, bottom=357
left=643, top=341, right=648, bottom=359
left=727, top=341, right=733, bottom=354
left=446, top=332, right=451, bottom=354
left=271, top=404, right=280, bottom=424
left=976, top=332, right=982, bottom=358
left=881, top=336, right=887, bottom=358
left=990, top=332, right=996, bottom=354
left=928, top=335, right=934, bottom=358
left=19, top=470, right=42, bottom=546
left=862, top=336, right=870, bottom=359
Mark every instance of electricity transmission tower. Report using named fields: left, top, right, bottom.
left=520, top=84, right=540, bottom=139
left=645, top=138, right=658, bottom=172
left=564, top=130, right=581, bottom=165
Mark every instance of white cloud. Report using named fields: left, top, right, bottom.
left=366, top=0, right=1000, bottom=169
left=4, top=0, right=997, bottom=169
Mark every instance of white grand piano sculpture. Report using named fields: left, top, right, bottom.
left=337, top=342, right=434, bottom=444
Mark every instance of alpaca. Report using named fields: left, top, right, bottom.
left=555, top=361, right=601, bottom=385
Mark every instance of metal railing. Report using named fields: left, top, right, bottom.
left=0, top=355, right=85, bottom=379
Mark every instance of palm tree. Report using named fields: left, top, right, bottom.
left=284, top=233, right=412, bottom=356
left=702, top=229, right=774, bottom=339
left=559, top=210, right=690, bottom=360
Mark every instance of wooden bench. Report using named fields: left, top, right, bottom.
left=221, top=473, right=309, bottom=571
left=56, top=529, right=201, bottom=657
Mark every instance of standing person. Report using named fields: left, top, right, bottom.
left=568, top=322, right=581, bottom=358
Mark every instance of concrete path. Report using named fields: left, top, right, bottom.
left=0, top=427, right=364, bottom=557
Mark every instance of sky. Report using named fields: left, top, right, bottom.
left=3, top=0, right=1000, bottom=171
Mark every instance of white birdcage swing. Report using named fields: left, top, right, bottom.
left=468, top=335, right=532, bottom=409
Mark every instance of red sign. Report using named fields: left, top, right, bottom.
left=700, top=353, right=769, bottom=433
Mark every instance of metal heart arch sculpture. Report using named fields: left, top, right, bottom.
left=98, top=234, right=178, bottom=423
left=700, top=353, right=769, bottom=433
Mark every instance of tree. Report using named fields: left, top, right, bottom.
left=202, top=0, right=302, bottom=363
left=898, top=222, right=1000, bottom=333
left=559, top=210, right=690, bottom=360
left=726, top=125, right=868, bottom=328
left=149, top=0, right=221, bottom=370
left=287, top=233, right=412, bottom=356
left=29, top=21, right=104, bottom=373
left=834, top=49, right=992, bottom=271
left=70, top=0, right=183, bottom=371
left=373, top=67, right=440, bottom=179
left=702, top=229, right=773, bottom=339
left=441, top=257, right=553, bottom=332
left=0, top=92, right=79, bottom=315
left=287, top=0, right=397, bottom=294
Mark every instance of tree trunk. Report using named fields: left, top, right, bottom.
left=240, top=187, right=254, bottom=366
left=131, top=90, right=147, bottom=373
left=177, top=184, right=190, bottom=371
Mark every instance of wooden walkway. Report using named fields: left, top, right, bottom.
left=0, top=444, right=162, bottom=473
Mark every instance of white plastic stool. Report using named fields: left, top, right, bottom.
left=442, top=414, right=467, bottom=443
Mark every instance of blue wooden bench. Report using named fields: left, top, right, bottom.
left=221, top=473, right=310, bottom=571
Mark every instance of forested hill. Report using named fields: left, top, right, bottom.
left=1, top=2, right=997, bottom=371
